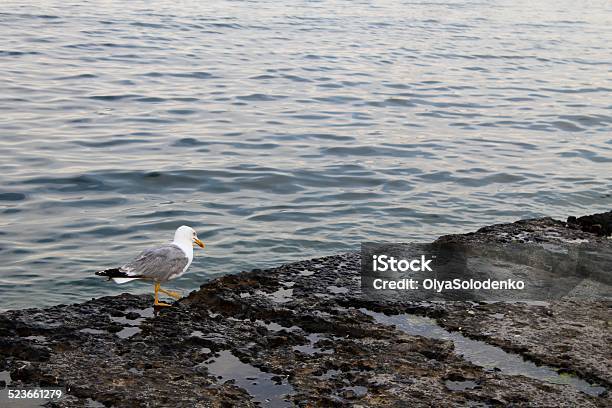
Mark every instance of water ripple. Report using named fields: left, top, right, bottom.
left=0, top=0, right=611, bottom=309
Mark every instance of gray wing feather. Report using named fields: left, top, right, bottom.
left=120, top=244, right=188, bottom=281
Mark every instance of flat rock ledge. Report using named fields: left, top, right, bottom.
left=1, top=212, right=611, bottom=407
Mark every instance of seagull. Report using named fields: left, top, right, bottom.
left=95, top=225, right=205, bottom=307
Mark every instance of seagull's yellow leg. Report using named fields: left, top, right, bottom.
left=159, top=287, right=182, bottom=300
left=154, top=282, right=171, bottom=307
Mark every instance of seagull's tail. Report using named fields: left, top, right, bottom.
left=95, top=268, right=142, bottom=284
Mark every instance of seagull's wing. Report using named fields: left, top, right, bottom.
left=120, top=244, right=189, bottom=282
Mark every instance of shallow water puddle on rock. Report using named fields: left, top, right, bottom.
left=204, top=350, right=294, bottom=407
left=135, top=307, right=155, bottom=318
left=23, top=335, right=46, bottom=342
left=85, top=398, right=105, bottom=407
left=116, top=326, right=141, bottom=338
left=128, top=367, right=143, bottom=375
left=79, top=328, right=106, bottom=335
left=341, top=385, right=368, bottom=398
left=255, top=288, right=294, bottom=303
left=362, top=309, right=606, bottom=397
left=269, top=288, right=293, bottom=303
left=316, top=368, right=341, bottom=380
left=445, top=379, right=478, bottom=391
left=0, top=370, right=11, bottom=386
left=299, top=270, right=315, bottom=276
left=327, top=285, right=349, bottom=294
left=293, top=333, right=334, bottom=355
left=255, top=320, right=299, bottom=333
left=110, top=307, right=153, bottom=339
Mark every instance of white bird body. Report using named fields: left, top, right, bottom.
left=96, top=225, right=204, bottom=284
left=95, top=225, right=205, bottom=307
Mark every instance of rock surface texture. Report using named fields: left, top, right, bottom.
left=1, top=212, right=610, bottom=407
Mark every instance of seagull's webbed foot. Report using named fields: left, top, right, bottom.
left=159, top=288, right=182, bottom=300
left=154, top=282, right=175, bottom=307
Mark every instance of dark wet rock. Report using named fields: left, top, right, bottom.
left=124, top=311, right=141, bottom=320
left=436, top=214, right=611, bottom=246
left=568, top=210, right=612, bottom=236
left=0, top=213, right=610, bottom=407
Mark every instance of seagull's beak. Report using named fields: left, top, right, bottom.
left=193, top=238, right=205, bottom=248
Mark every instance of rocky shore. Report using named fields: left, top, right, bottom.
left=1, top=212, right=610, bottom=407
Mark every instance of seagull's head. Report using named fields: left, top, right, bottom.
left=174, top=225, right=205, bottom=249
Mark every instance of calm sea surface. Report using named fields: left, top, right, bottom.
left=1, top=0, right=611, bottom=310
